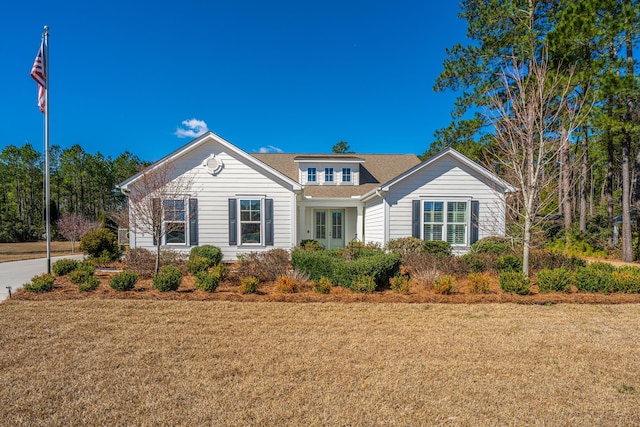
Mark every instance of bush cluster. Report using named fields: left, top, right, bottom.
left=389, top=275, right=411, bottom=294
left=238, top=276, right=259, bottom=294
left=52, top=259, right=80, bottom=276
left=467, top=272, right=492, bottom=294
left=24, top=274, right=55, bottom=293
left=536, top=268, right=572, bottom=293
left=433, top=274, right=457, bottom=294
left=195, top=264, right=227, bottom=293
left=238, top=249, right=289, bottom=281
left=313, top=276, right=332, bottom=294
left=109, top=270, right=138, bottom=291
left=186, top=254, right=210, bottom=275
left=68, top=263, right=96, bottom=285
left=189, top=245, right=223, bottom=267
left=573, top=262, right=617, bottom=293
left=80, top=228, right=120, bottom=262
left=499, top=271, right=531, bottom=295
left=153, top=265, right=182, bottom=292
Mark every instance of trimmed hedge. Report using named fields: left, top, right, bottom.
left=153, top=265, right=182, bottom=292
left=189, top=245, right=223, bottom=267
left=499, top=271, right=531, bottom=295
left=292, top=249, right=401, bottom=292
left=536, top=268, right=572, bottom=293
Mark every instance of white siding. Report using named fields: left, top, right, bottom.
left=364, top=198, right=385, bottom=245
left=130, top=139, right=295, bottom=261
left=385, top=155, right=507, bottom=249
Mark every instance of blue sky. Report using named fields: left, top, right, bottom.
left=2, top=0, right=469, bottom=162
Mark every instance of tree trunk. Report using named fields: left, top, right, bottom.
left=606, top=126, right=614, bottom=247
left=580, top=127, right=589, bottom=232
left=561, top=128, right=572, bottom=231
left=621, top=134, right=633, bottom=261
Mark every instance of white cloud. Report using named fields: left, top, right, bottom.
left=174, top=118, right=209, bottom=138
left=258, top=145, right=284, bottom=153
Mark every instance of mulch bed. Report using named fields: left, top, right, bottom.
left=11, top=267, right=640, bottom=304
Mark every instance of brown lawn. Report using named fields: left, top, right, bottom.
left=1, top=300, right=639, bottom=426
left=0, top=241, right=74, bottom=263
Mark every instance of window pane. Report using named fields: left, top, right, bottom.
left=166, top=223, right=185, bottom=244
left=423, top=224, right=443, bottom=241
left=315, top=211, right=326, bottom=239
left=447, top=202, right=467, bottom=223
left=241, top=223, right=261, bottom=244
left=332, top=212, right=343, bottom=239
left=325, top=168, right=334, bottom=182
left=342, top=168, right=351, bottom=182
left=308, top=168, right=316, bottom=182
left=424, top=201, right=443, bottom=223
left=447, top=224, right=466, bottom=245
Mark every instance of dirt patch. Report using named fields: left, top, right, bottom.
left=12, top=268, right=640, bottom=304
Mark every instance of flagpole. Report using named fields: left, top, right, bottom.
left=44, top=26, right=51, bottom=274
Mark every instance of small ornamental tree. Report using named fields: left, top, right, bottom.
left=124, top=163, right=196, bottom=274
left=56, top=212, right=100, bottom=253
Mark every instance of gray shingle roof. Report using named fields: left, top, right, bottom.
left=251, top=153, right=421, bottom=198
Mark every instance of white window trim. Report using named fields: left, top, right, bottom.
left=421, top=197, right=471, bottom=246
left=342, top=167, right=351, bottom=183
left=325, top=167, right=334, bottom=183
left=307, top=167, right=317, bottom=183
left=163, top=196, right=189, bottom=246
left=238, top=196, right=265, bottom=246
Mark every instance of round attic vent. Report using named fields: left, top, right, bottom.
left=203, top=154, right=223, bottom=175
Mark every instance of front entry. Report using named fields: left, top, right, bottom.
left=314, top=209, right=345, bottom=249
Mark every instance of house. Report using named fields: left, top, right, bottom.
left=118, top=131, right=515, bottom=260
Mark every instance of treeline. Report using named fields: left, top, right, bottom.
left=0, top=143, right=145, bottom=242
left=426, top=0, right=639, bottom=260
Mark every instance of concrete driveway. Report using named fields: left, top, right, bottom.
left=0, top=255, right=84, bottom=302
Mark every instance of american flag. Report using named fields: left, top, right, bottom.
left=31, top=40, right=46, bottom=113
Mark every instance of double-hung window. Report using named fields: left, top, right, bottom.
left=325, top=167, right=334, bottom=182
left=164, top=199, right=186, bottom=244
left=423, top=200, right=468, bottom=245
left=307, top=167, right=317, bottom=182
left=342, top=168, right=351, bottom=183
left=239, top=199, right=262, bottom=244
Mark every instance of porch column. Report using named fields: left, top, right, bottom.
left=356, top=204, right=364, bottom=242
left=299, top=205, right=306, bottom=243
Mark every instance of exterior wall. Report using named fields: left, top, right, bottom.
left=385, top=155, right=507, bottom=250
left=130, top=139, right=295, bottom=261
left=363, top=198, right=385, bottom=245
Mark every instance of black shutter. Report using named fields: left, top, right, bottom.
left=152, top=198, right=160, bottom=245
left=265, top=198, right=274, bottom=246
left=228, top=198, right=237, bottom=245
left=412, top=200, right=421, bottom=238
left=189, top=198, right=198, bottom=246
left=470, top=200, right=480, bottom=245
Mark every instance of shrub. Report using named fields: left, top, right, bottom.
left=238, top=276, right=259, bottom=294
left=496, top=254, right=522, bottom=272
left=386, top=237, right=425, bottom=256
left=351, top=275, right=376, bottom=293
left=467, top=272, right=492, bottom=294
left=313, top=276, right=332, bottom=294
left=536, top=268, right=572, bottom=293
left=298, top=239, right=324, bottom=251
left=433, top=274, right=457, bottom=294
left=422, top=240, right=452, bottom=256
left=573, top=262, right=616, bottom=293
left=332, top=252, right=401, bottom=290
left=275, top=275, right=299, bottom=293
left=461, top=253, right=498, bottom=273
left=343, top=241, right=383, bottom=260
left=189, top=245, right=223, bottom=267
left=109, top=270, right=138, bottom=291
left=52, top=258, right=79, bottom=276
left=291, top=249, right=341, bottom=281
left=499, top=271, right=531, bottom=295
left=24, top=274, right=55, bottom=293
left=78, top=275, right=100, bottom=292
left=471, top=236, right=512, bottom=255
left=186, top=254, right=210, bottom=275
left=80, top=228, right=120, bottom=261
left=238, top=249, right=289, bottom=281
left=123, top=248, right=156, bottom=277
left=195, top=265, right=227, bottom=293
left=68, top=264, right=95, bottom=285
left=153, top=265, right=182, bottom=292
left=389, top=275, right=411, bottom=294
left=612, top=267, right=640, bottom=293
left=529, top=249, right=586, bottom=273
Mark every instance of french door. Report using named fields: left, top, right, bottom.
left=314, top=209, right=345, bottom=249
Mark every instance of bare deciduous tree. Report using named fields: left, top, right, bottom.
left=56, top=212, right=100, bottom=253
left=487, top=52, right=589, bottom=275
left=124, top=162, right=195, bottom=274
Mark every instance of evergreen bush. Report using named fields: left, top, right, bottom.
left=189, top=245, right=223, bottom=267
left=496, top=254, right=522, bottom=272
left=313, top=276, right=332, bottom=294
left=499, top=271, right=530, bottom=295
left=78, top=275, right=100, bottom=292
left=24, top=274, right=55, bottom=293
left=52, top=258, right=80, bottom=276
left=153, top=265, right=182, bottom=292
left=389, top=275, right=411, bottom=294
left=471, top=236, right=512, bottom=255
left=80, top=228, right=120, bottom=261
left=536, top=268, right=572, bottom=293
left=238, top=276, right=259, bottom=294
left=109, top=270, right=138, bottom=291
left=186, top=254, right=210, bottom=275
left=422, top=240, right=452, bottom=256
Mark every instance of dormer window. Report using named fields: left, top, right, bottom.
left=325, top=168, right=334, bottom=182
left=308, top=167, right=317, bottom=182
left=342, top=168, right=351, bottom=183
